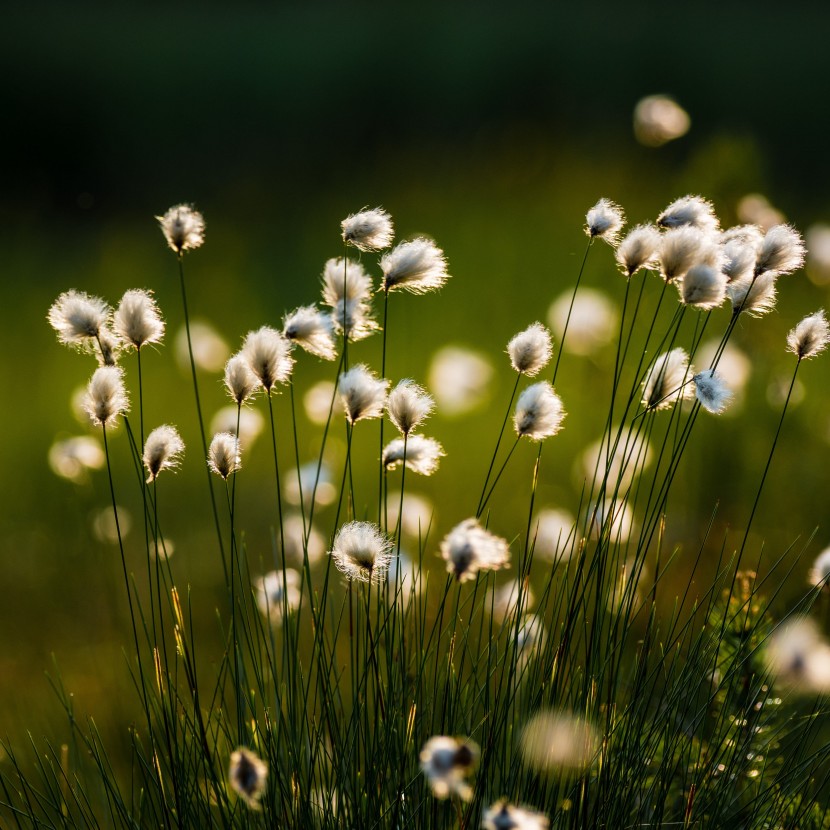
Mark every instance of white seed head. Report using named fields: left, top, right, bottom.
left=633, top=95, right=690, bottom=147
left=727, top=272, right=778, bottom=317
left=229, top=747, right=267, bottom=809
left=208, top=432, right=241, bottom=479
left=657, top=195, right=720, bottom=233
left=157, top=204, right=205, bottom=254
left=722, top=236, right=759, bottom=284
left=380, top=237, right=450, bottom=294
left=584, top=198, right=625, bottom=244
left=382, top=435, right=445, bottom=476
left=514, top=382, right=566, bottom=441
left=642, top=348, right=693, bottom=411
left=48, top=290, right=111, bottom=347
left=615, top=223, right=662, bottom=277
left=331, top=297, right=379, bottom=342
left=113, top=289, right=165, bottom=350
left=755, top=224, right=806, bottom=276
left=341, top=207, right=394, bottom=251
left=387, top=379, right=434, bottom=435
left=321, top=256, right=373, bottom=306
left=254, top=569, right=302, bottom=623
left=428, top=346, right=493, bottom=416
left=659, top=226, right=721, bottom=282
left=693, top=369, right=733, bottom=414
left=419, top=736, right=479, bottom=802
left=83, top=366, right=129, bottom=427
left=241, top=326, right=294, bottom=392
left=48, top=436, right=105, bottom=482
left=721, top=224, right=764, bottom=247
left=680, top=264, right=727, bottom=310
left=330, top=521, right=394, bottom=584
left=143, top=424, right=185, bottom=482
left=440, top=518, right=510, bottom=582
left=787, top=309, right=830, bottom=360
left=482, top=801, right=549, bottom=830
left=92, top=326, right=122, bottom=367
left=520, top=710, right=599, bottom=773
left=808, top=547, right=830, bottom=589
left=224, top=353, right=259, bottom=405
left=282, top=305, right=336, bottom=360
left=507, top=322, right=553, bottom=376
left=338, top=364, right=389, bottom=423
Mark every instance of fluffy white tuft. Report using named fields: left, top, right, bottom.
left=755, top=224, right=806, bottom=277
left=615, top=223, right=661, bottom=277
left=585, top=198, right=625, bottom=244
left=341, top=207, right=394, bottom=252
left=143, top=424, right=185, bottom=482
left=330, top=521, right=393, bottom=584
left=113, top=289, right=165, bottom=350
left=387, top=379, right=434, bottom=435
left=208, top=432, right=241, bottom=479
left=657, top=195, right=720, bottom=233
left=380, top=237, right=450, bottom=294
left=157, top=204, right=205, bottom=254
left=692, top=369, right=733, bottom=414
left=642, top=348, right=693, bottom=411
left=84, top=366, right=129, bottom=427
left=680, top=264, right=727, bottom=310
left=514, top=382, right=566, bottom=441
left=282, top=305, right=337, bottom=360
left=224, top=353, right=259, bottom=405
left=787, top=309, right=830, bottom=360
left=338, top=364, right=389, bottom=423
left=507, top=322, right=553, bottom=376
left=48, top=290, right=111, bottom=347
left=440, top=518, right=510, bottom=582
left=241, top=327, right=294, bottom=392
left=382, top=435, right=445, bottom=476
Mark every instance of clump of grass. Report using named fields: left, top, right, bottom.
left=11, top=197, right=830, bottom=829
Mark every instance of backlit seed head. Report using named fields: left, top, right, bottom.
left=387, top=379, right=434, bottom=435
left=680, top=264, right=727, bottom=310
left=114, top=289, right=165, bottom=350
left=382, top=435, right=445, bottom=476
left=380, top=237, right=450, bottom=294
left=157, top=204, right=205, bottom=254
left=642, top=348, right=693, bottom=411
left=585, top=198, right=625, bottom=244
left=440, top=518, right=510, bottom=582
left=143, top=424, right=185, bottom=482
left=755, top=224, right=806, bottom=277
left=615, top=223, right=661, bottom=277
left=321, top=256, right=373, bottom=306
left=514, top=382, right=566, bottom=441
left=229, top=747, right=268, bottom=809
left=208, top=432, right=241, bottom=479
left=83, top=366, right=129, bottom=427
left=419, top=736, right=479, bottom=801
left=657, top=194, right=720, bottom=233
left=338, top=364, right=389, bottom=423
left=224, top=353, right=259, bottom=405
left=241, top=326, right=294, bottom=392
left=48, top=290, right=111, bottom=347
left=507, top=323, right=553, bottom=376
left=692, top=369, right=733, bottom=414
left=341, top=207, right=394, bottom=251
left=482, top=800, right=549, bottom=830
left=330, top=521, right=394, bottom=584
left=283, top=305, right=337, bottom=360
left=787, top=309, right=830, bottom=360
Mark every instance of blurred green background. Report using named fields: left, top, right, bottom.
left=4, top=1, right=830, bottom=755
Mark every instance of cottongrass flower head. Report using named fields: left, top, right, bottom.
left=283, top=305, right=337, bottom=360
left=84, top=366, right=129, bottom=427
left=321, top=256, right=373, bottom=306
left=383, top=435, right=445, bottom=475
left=615, top=223, right=661, bottom=277
left=254, top=569, right=302, bottom=623
left=680, top=263, right=727, bottom=310
left=92, top=326, right=122, bottom=367
left=440, top=518, right=510, bottom=582
left=693, top=369, right=733, bottom=414
left=642, top=348, right=693, bottom=411
left=722, top=232, right=760, bottom=283
left=548, top=288, right=618, bottom=356
left=338, top=364, right=389, bottom=423
left=520, top=710, right=599, bottom=774
left=808, top=547, right=830, bottom=589
left=48, top=436, right=105, bottom=483
left=787, top=309, right=830, bottom=360
left=241, top=326, right=294, bottom=392
left=113, top=289, right=165, bottom=350
left=143, top=425, right=185, bottom=482
left=208, top=432, right=241, bottom=479
left=727, top=271, right=778, bottom=317
left=659, top=226, right=721, bottom=282
left=482, top=800, right=549, bottom=830
left=332, top=297, right=380, bottom=342
left=419, top=736, right=478, bottom=801
left=507, top=322, right=553, bottom=376
left=48, top=290, right=111, bottom=348
left=633, top=94, right=690, bottom=146
left=584, top=197, right=625, bottom=244
left=330, top=521, right=394, bottom=584
left=755, top=224, right=806, bottom=277
left=224, top=353, right=259, bottom=405
left=157, top=204, right=205, bottom=254
left=428, top=345, right=493, bottom=416
left=657, top=194, right=719, bottom=233
left=514, top=382, right=566, bottom=441
left=380, top=237, right=450, bottom=294
left=341, top=207, right=394, bottom=251
left=229, top=747, right=268, bottom=810
left=387, top=379, right=434, bottom=435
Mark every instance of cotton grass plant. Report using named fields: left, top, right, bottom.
left=9, top=194, right=830, bottom=830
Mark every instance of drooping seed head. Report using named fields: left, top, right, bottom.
left=208, top=432, right=241, bottom=479
left=657, top=194, right=720, bottom=233
left=113, top=289, right=165, bottom=350
left=727, top=272, right=778, bottom=317
left=228, top=747, right=268, bottom=810
left=48, top=290, right=111, bottom=347
left=241, top=326, right=294, bottom=393
left=330, top=521, right=394, bottom=584
left=380, top=237, right=450, bottom=294
left=157, top=204, right=205, bottom=254
left=642, top=348, right=693, bottom=411
left=680, top=264, right=727, bottom=310
left=787, top=309, right=830, bottom=360
left=419, top=736, right=479, bottom=802
left=659, top=226, right=721, bottom=282
left=440, top=518, right=510, bottom=582
left=382, top=435, right=445, bottom=476
left=341, top=207, right=394, bottom=252
left=387, top=379, right=434, bottom=435
left=722, top=235, right=759, bottom=284
left=143, top=425, right=185, bottom=482
left=338, top=364, right=389, bottom=423
left=507, top=322, right=553, bottom=377
left=83, top=366, right=129, bottom=427
left=224, top=353, right=259, bottom=405
left=282, top=305, right=337, bottom=360
left=615, top=223, right=662, bottom=277
left=514, top=382, right=566, bottom=441
left=584, top=198, right=625, bottom=244
left=692, top=369, right=733, bottom=414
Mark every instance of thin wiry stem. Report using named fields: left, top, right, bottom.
left=379, top=289, right=390, bottom=525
